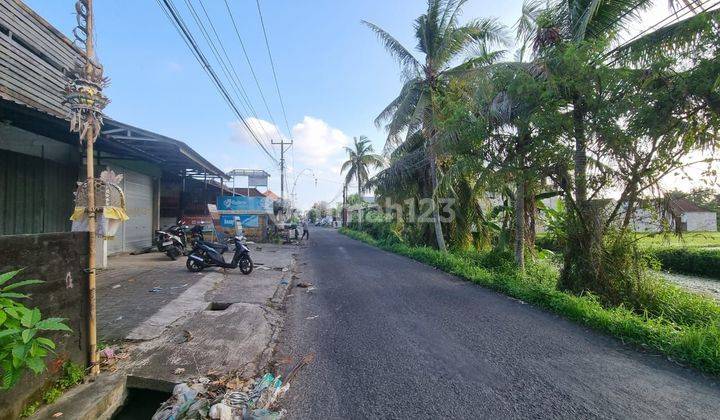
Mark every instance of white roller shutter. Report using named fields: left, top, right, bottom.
left=107, top=166, right=153, bottom=254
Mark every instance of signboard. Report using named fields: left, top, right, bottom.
left=248, top=174, right=268, bottom=187
left=220, top=214, right=260, bottom=228
left=217, top=196, right=272, bottom=214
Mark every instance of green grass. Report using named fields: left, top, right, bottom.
left=637, top=232, right=720, bottom=249
left=537, top=232, right=720, bottom=279
left=20, top=361, right=86, bottom=417
left=536, top=231, right=720, bottom=250
left=340, top=228, right=720, bottom=376
left=648, top=248, right=720, bottom=280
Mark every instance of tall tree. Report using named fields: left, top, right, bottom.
left=527, top=0, right=720, bottom=297
left=341, top=136, right=384, bottom=226
left=364, top=0, right=506, bottom=251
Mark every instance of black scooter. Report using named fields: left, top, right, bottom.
left=186, top=234, right=253, bottom=274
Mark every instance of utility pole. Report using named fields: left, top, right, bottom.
left=271, top=138, right=292, bottom=216
left=342, top=183, right=347, bottom=227
left=66, top=0, right=109, bottom=376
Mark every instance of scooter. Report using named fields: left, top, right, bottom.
left=186, top=234, right=253, bottom=274
left=156, top=222, right=189, bottom=260
left=188, top=225, right=229, bottom=254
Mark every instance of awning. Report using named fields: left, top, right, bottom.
left=100, top=118, right=229, bottom=180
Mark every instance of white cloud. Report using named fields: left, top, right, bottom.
left=292, top=116, right=350, bottom=167
left=229, top=117, right=284, bottom=145
left=229, top=115, right=350, bottom=174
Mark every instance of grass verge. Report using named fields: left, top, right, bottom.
left=340, top=227, right=720, bottom=376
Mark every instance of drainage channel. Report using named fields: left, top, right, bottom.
left=206, top=301, right=235, bottom=311
left=111, top=377, right=175, bottom=420
left=111, top=303, right=236, bottom=418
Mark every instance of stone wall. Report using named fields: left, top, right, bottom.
left=0, top=232, right=89, bottom=420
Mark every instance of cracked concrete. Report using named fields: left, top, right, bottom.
left=36, top=244, right=299, bottom=419
left=124, top=243, right=297, bottom=384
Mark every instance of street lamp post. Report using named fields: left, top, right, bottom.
left=290, top=168, right=317, bottom=208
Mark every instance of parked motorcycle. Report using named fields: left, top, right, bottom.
left=188, top=224, right=229, bottom=254
left=186, top=234, right=253, bottom=274
left=155, top=221, right=189, bottom=260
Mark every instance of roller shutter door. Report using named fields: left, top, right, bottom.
left=107, top=167, right=153, bottom=254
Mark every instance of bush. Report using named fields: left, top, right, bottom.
left=0, top=270, right=72, bottom=390
left=649, top=248, right=720, bottom=279
left=340, top=227, right=720, bottom=376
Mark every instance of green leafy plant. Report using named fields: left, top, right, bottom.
left=20, top=361, right=85, bottom=417
left=0, top=270, right=72, bottom=390
left=648, top=248, right=720, bottom=280
left=57, top=360, right=84, bottom=389
left=20, top=401, right=40, bottom=418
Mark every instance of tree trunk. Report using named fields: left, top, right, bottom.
left=357, top=177, right=363, bottom=228
left=524, top=179, right=536, bottom=254
left=573, top=98, right=588, bottom=208
left=429, top=156, right=447, bottom=252
left=514, top=177, right=525, bottom=271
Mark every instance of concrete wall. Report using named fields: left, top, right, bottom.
left=685, top=212, right=718, bottom=232
left=0, top=232, right=89, bottom=420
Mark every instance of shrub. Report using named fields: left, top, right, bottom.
left=648, top=248, right=720, bottom=279
left=0, top=270, right=71, bottom=389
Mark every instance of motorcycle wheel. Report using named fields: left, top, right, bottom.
left=167, top=246, right=182, bottom=260
left=186, top=257, right=204, bottom=272
left=239, top=256, right=253, bottom=275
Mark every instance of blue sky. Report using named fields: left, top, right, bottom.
left=25, top=0, right=668, bottom=209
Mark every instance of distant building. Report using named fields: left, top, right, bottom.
left=538, top=196, right=717, bottom=233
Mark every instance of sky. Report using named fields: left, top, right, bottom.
left=24, top=0, right=681, bottom=209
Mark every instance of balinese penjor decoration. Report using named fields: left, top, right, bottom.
left=63, top=0, right=109, bottom=143
left=71, top=170, right=129, bottom=237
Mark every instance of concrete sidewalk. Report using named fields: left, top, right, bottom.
left=98, top=244, right=297, bottom=382
left=35, top=243, right=299, bottom=419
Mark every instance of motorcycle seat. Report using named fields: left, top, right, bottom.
left=199, top=240, right=229, bottom=254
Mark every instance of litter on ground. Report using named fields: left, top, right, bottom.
left=151, top=358, right=309, bottom=420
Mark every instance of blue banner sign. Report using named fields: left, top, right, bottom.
left=220, top=214, right=260, bottom=228
left=217, top=196, right=272, bottom=213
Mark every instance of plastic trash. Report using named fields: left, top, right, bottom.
left=209, top=403, right=233, bottom=419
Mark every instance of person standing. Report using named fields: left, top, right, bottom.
left=301, top=218, right=310, bottom=241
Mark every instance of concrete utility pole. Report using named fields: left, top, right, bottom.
left=271, top=138, right=292, bottom=214
left=342, top=183, right=348, bottom=227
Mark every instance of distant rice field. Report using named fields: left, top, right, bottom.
left=636, top=232, right=720, bottom=249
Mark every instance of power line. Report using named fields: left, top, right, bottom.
left=187, top=0, right=277, bottom=155
left=157, top=0, right=278, bottom=163
left=222, top=0, right=286, bottom=141
left=255, top=0, right=293, bottom=138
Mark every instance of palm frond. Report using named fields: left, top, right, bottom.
left=362, top=20, right=421, bottom=71
left=611, top=7, right=720, bottom=65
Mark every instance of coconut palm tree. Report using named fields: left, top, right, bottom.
left=341, top=136, right=384, bottom=226
left=364, top=0, right=507, bottom=251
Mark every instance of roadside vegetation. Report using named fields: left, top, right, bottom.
left=342, top=0, right=720, bottom=375
left=0, top=270, right=71, bottom=390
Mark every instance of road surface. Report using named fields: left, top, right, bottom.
left=277, top=229, right=720, bottom=419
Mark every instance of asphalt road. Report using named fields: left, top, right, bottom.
left=277, top=229, right=720, bottom=419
